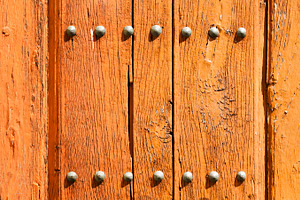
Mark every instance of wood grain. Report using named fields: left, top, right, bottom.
left=48, top=0, right=132, bottom=198
left=0, top=0, right=48, bottom=199
left=173, top=0, right=266, bottom=199
left=2, top=0, right=299, bottom=198
left=133, top=0, right=173, bottom=198
left=267, top=0, right=300, bottom=199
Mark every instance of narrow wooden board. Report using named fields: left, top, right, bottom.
left=174, top=0, right=266, bottom=198
left=0, top=0, right=48, bottom=199
left=48, top=0, right=132, bottom=198
left=267, top=0, right=300, bottom=199
left=133, top=0, right=173, bottom=198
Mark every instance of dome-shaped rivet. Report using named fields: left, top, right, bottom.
left=236, top=171, right=246, bottom=182
left=183, top=171, right=193, bottom=183
left=208, top=27, right=219, bottom=38
left=153, top=171, right=164, bottom=182
left=124, top=26, right=134, bottom=37
left=66, top=26, right=76, bottom=37
left=181, top=27, right=192, bottom=38
left=95, top=171, right=105, bottom=182
left=123, top=172, right=133, bottom=182
left=208, top=171, right=219, bottom=183
left=236, top=27, right=247, bottom=38
left=66, top=171, right=77, bottom=182
left=95, top=26, right=106, bottom=37
left=150, top=25, right=162, bottom=37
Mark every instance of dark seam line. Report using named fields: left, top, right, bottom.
left=172, top=0, right=175, bottom=199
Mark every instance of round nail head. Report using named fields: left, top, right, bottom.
left=208, top=27, right=219, bottom=38
left=181, top=27, right=192, bottom=38
left=67, top=171, right=77, bottom=182
left=66, top=26, right=76, bottom=37
left=183, top=171, right=193, bottom=183
left=237, top=27, right=247, bottom=38
left=153, top=171, right=164, bottom=182
left=150, top=25, right=162, bottom=37
left=208, top=171, right=219, bottom=183
left=123, top=172, right=133, bottom=182
left=95, top=171, right=105, bottom=182
left=124, top=26, right=134, bottom=37
left=95, top=26, right=106, bottom=37
left=236, top=171, right=246, bottom=182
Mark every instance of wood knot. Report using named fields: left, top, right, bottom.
left=2, top=27, right=11, bottom=36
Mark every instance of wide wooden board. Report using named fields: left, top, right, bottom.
left=48, top=0, right=132, bottom=198
left=267, top=0, right=300, bottom=199
left=133, top=0, right=173, bottom=198
left=0, top=0, right=48, bottom=199
left=174, top=0, right=266, bottom=199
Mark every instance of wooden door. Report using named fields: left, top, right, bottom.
left=0, top=0, right=299, bottom=199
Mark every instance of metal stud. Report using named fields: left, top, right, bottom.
left=236, top=27, right=247, bottom=38
left=95, top=26, right=106, bottom=37
left=95, top=171, right=105, bottom=182
left=66, top=171, right=77, bottom=182
left=66, top=26, right=76, bottom=37
left=208, top=171, right=219, bottom=183
left=153, top=171, right=164, bottom=182
left=181, top=27, right=192, bottom=38
left=123, top=172, right=133, bottom=182
left=124, top=26, right=134, bottom=37
left=236, top=171, right=246, bottom=182
left=208, top=27, right=219, bottom=38
left=150, top=25, right=162, bottom=37
left=183, top=171, right=193, bottom=183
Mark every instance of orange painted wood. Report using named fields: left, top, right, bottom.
left=173, top=0, right=266, bottom=199
left=133, top=0, right=173, bottom=198
left=0, top=0, right=48, bottom=199
left=48, top=0, right=132, bottom=198
left=48, top=0, right=60, bottom=197
left=2, top=0, right=300, bottom=198
left=267, top=0, right=300, bottom=199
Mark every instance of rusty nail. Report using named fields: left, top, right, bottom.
left=150, top=25, right=162, bottom=37
left=95, top=26, right=106, bottom=37
left=183, top=171, right=193, bottom=183
left=236, top=171, right=246, bottom=182
left=95, top=171, right=105, bottom=182
left=66, top=26, right=76, bottom=37
left=66, top=171, right=77, bottom=182
left=208, top=27, right=219, bottom=38
left=124, top=26, right=134, bottom=37
left=153, top=171, right=164, bottom=182
left=208, top=171, right=219, bottom=183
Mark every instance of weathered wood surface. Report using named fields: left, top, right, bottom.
left=173, top=0, right=266, bottom=199
left=1, top=0, right=300, bottom=198
left=0, top=0, right=48, bottom=199
left=267, top=0, right=300, bottom=199
left=48, top=0, right=132, bottom=198
left=133, top=0, right=173, bottom=198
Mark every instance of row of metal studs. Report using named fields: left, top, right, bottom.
left=66, top=170, right=247, bottom=183
left=66, top=25, right=247, bottom=39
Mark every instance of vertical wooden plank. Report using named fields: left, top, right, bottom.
left=267, top=0, right=300, bottom=199
left=48, top=0, right=132, bottom=198
left=48, top=0, right=61, bottom=197
left=174, top=0, right=266, bottom=199
left=133, top=0, right=173, bottom=198
left=0, top=0, right=48, bottom=199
